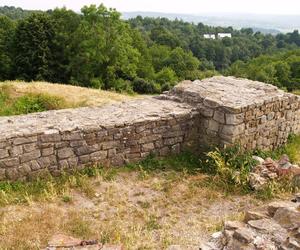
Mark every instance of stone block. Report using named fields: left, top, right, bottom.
left=42, top=147, right=54, bottom=156
left=5, top=168, right=19, bottom=180
left=13, top=136, right=37, bottom=145
left=101, top=141, right=119, bottom=150
left=0, top=149, right=9, bottom=159
left=0, top=158, right=20, bottom=168
left=199, top=106, right=214, bottom=117
left=21, top=150, right=42, bottom=164
left=57, top=148, right=74, bottom=159
left=213, top=110, right=225, bottom=123
left=142, top=143, right=155, bottom=152
left=23, top=143, right=36, bottom=153
left=40, top=132, right=61, bottom=142
left=208, top=119, right=219, bottom=132
left=90, top=151, right=107, bottom=161
left=226, top=113, right=244, bottom=125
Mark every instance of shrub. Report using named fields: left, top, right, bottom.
left=132, top=78, right=161, bottom=94
left=155, top=67, right=178, bottom=85
left=201, top=145, right=257, bottom=193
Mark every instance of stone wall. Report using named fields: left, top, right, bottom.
left=0, top=76, right=300, bottom=181
left=162, top=76, right=300, bottom=150
left=0, top=99, right=199, bottom=181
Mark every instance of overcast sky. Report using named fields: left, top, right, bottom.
left=1, top=0, right=300, bottom=15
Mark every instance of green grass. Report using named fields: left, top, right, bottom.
left=0, top=84, right=67, bottom=116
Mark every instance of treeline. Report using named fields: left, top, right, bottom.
left=226, top=50, right=300, bottom=91
left=0, top=5, right=300, bottom=93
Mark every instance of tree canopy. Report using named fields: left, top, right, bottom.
left=0, top=5, right=300, bottom=93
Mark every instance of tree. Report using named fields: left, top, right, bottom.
left=49, top=8, right=81, bottom=83
left=13, top=13, right=56, bottom=81
left=70, top=4, right=140, bottom=89
left=164, top=47, right=200, bottom=79
left=0, top=15, right=15, bottom=80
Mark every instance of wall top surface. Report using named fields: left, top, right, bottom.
left=0, top=98, right=193, bottom=140
left=170, top=76, right=299, bottom=110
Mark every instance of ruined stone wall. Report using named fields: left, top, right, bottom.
left=0, top=76, right=299, bottom=181
left=0, top=99, right=199, bottom=181
left=162, top=76, right=300, bottom=150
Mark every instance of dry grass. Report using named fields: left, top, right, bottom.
left=0, top=168, right=265, bottom=249
left=1, top=81, right=139, bottom=108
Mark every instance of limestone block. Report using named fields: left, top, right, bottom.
left=40, top=132, right=61, bottom=142
left=5, top=168, right=19, bottom=180
left=221, top=124, right=245, bottom=136
left=142, top=143, right=155, bottom=152
left=90, top=151, right=107, bottom=161
left=57, top=148, right=74, bottom=159
left=208, top=119, right=219, bottom=132
left=226, top=113, right=244, bottom=125
left=199, top=106, right=214, bottom=117
left=213, top=110, right=225, bottom=123
left=42, top=147, right=54, bottom=156
left=23, top=143, right=36, bottom=153
left=20, top=150, right=41, bottom=163
left=13, top=136, right=37, bottom=145
left=0, top=149, right=9, bottom=159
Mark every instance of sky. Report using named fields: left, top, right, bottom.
left=1, top=0, right=300, bottom=15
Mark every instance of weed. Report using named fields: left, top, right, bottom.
left=145, top=215, right=161, bottom=231
left=66, top=214, right=92, bottom=238
left=62, top=195, right=72, bottom=203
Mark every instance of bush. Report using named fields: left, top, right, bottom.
left=110, top=78, right=134, bottom=94
left=155, top=67, right=178, bottom=85
left=132, top=78, right=161, bottom=94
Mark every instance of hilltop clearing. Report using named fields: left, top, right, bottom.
left=0, top=81, right=139, bottom=116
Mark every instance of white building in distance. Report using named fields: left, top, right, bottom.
left=217, top=33, right=232, bottom=39
left=204, top=34, right=216, bottom=39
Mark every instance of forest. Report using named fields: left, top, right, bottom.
left=0, top=4, right=300, bottom=93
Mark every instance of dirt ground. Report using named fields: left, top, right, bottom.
left=0, top=169, right=267, bottom=250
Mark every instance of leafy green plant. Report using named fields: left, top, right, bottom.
left=205, top=147, right=254, bottom=193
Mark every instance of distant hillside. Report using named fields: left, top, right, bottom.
left=122, top=11, right=300, bottom=34
left=0, top=6, right=42, bottom=19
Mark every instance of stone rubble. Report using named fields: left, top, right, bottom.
left=250, top=154, right=300, bottom=190
left=200, top=196, right=300, bottom=250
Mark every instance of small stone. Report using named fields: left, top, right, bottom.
left=273, top=207, right=300, bottom=229
left=291, top=193, right=300, bottom=203
left=287, top=238, right=300, bottom=249
left=211, top=231, right=223, bottom=239
left=244, top=211, right=268, bottom=223
left=248, top=219, right=288, bottom=244
left=252, top=156, right=264, bottom=165
left=267, top=201, right=295, bottom=217
left=233, top=228, right=254, bottom=244
left=249, top=173, right=267, bottom=190
left=224, top=221, right=245, bottom=230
